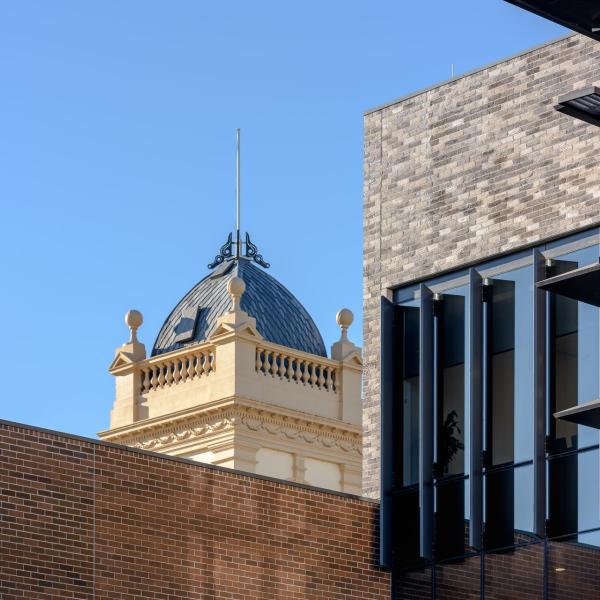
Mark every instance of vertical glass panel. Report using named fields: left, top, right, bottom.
left=547, top=452, right=578, bottom=539
left=484, top=541, right=544, bottom=599
left=487, top=279, right=515, bottom=466
left=435, top=554, right=481, bottom=599
left=434, top=289, right=467, bottom=561
left=393, top=566, right=432, bottom=600
left=576, top=298, right=599, bottom=448
left=394, top=489, right=421, bottom=567
left=484, top=466, right=514, bottom=550
left=577, top=449, right=600, bottom=546
left=435, top=476, right=465, bottom=560
left=397, top=306, right=420, bottom=487
left=438, top=294, right=465, bottom=476
left=514, top=463, right=534, bottom=533
left=510, top=266, right=534, bottom=463
left=548, top=539, right=600, bottom=600
left=549, top=245, right=600, bottom=450
left=551, top=270, right=579, bottom=452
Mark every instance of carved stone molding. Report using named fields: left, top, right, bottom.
left=117, top=405, right=361, bottom=455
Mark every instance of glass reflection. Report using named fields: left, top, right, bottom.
left=399, top=306, right=420, bottom=487
left=437, top=294, right=465, bottom=476
left=487, top=279, right=515, bottom=466
left=493, top=265, right=534, bottom=464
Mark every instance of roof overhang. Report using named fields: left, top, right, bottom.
left=504, top=0, right=600, bottom=42
left=555, top=87, right=600, bottom=127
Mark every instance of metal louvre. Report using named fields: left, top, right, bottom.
left=419, top=284, right=434, bottom=560
left=379, top=296, right=395, bottom=568
left=555, top=87, right=600, bottom=127
left=469, top=269, right=484, bottom=550
left=532, top=249, right=547, bottom=536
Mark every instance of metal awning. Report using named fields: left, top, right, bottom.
left=555, top=87, right=600, bottom=127
left=504, top=0, right=600, bottom=43
left=555, top=399, right=600, bottom=429
left=536, top=261, right=600, bottom=307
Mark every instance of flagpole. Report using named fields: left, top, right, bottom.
left=236, top=128, right=241, bottom=258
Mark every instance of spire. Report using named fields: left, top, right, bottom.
left=207, top=129, right=270, bottom=270
left=236, top=128, right=241, bottom=259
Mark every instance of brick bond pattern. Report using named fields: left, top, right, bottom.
left=0, top=422, right=389, bottom=599
left=363, top=33, right=600, bottom=498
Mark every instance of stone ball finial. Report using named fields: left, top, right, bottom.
left=336, top=308, right=353, bottom=342
left=228, top=276, right=246, bottom=312
left=124, top=309, right=143, bottom=344
left=336, top=308, right=353, bottom=329
left=228, top=276, right=246, bottom=298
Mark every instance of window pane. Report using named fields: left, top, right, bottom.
left=578, top=449, right=600, bottom=544
left=435, top=476, right=465, bottom=560
left=393, top=566, right=432, bottom=600
left=394, top=489, right=420, bottom=567
left=399, top=306, right=420, bottom=487
left=487, top=279, right=515, bottom=466
left=484, top=466, right=514, bottom=550
left=551, top=273, right=579, bottom=452
left=547, top=452, right=578, bottom=539
left=438, top=294, right=465, bottom=476
left=514, top=463, right=534, bottom=533
left=548, top=539, right=600, bottom=600
left=435, top=554, right=480, bottom=599
left=484, top=541, right=544, bottom=599
left=550, top=245, right=600, bottom=451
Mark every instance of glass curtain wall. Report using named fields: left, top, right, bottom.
left=389, top=229, right=600, bottom=583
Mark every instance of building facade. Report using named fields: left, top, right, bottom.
left=364, top=33, right=600, bottom=597
left=5, top=25, right=600, bottom=600
left=99, top=243, right=363, bottom=494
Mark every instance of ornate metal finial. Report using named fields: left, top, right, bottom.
left=208, top=233, right=234, bottom=269
left=245, top=232, right=270, bottom=268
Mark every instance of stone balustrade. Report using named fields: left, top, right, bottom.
left=138, top=345, right=216, bottom=393
left=255, top=343, right=338, bottom=393
left=107, top=308, right=362, bottom=431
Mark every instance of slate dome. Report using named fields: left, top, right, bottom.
left=152, top=257, right=327, bottom=358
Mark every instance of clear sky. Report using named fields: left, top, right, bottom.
left=0, top=1, right=565, bottom=437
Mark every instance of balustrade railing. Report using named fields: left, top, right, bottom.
left=255, top=345, right=337, bottom=392
left=139, top=346, right=215, bottom=393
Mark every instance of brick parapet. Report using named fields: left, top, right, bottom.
left=0, top=420, right=390, bottom=599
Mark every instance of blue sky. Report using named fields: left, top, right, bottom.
left=0, top=1, right=565, bottom=437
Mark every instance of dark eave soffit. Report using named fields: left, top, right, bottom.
left=555, top=399, right=600, bottom=429
left=536, top=261, right=600, bottom=307
left=503, top=0, right=600, bottom=43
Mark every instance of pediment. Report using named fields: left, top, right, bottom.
left=109, top=352, right=135, bottom=373
left=209, top=316, right=263, bottom=340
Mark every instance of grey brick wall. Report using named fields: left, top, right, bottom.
left=363, top=33, right=600, bottom=498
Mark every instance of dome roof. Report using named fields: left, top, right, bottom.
left=152, top=258, right=327, bottom=357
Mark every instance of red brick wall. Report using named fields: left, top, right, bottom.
left=0, top=421, right=390, bottom=599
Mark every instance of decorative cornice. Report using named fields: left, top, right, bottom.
left=110, top=403, right=361, bottom=456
